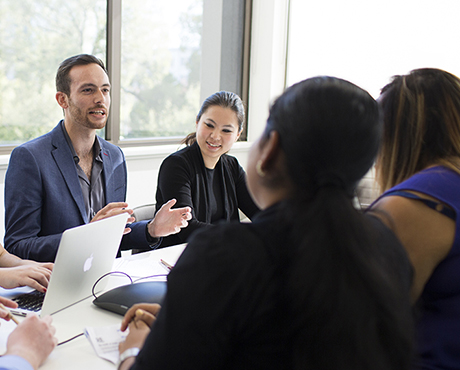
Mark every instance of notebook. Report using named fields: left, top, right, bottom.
left=11, top=212, right=129, bottom=317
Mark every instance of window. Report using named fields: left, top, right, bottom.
left=286, top=0, right=460, bottom=98
left=119, top=0, right=203, bottom=141
left=0, top=0, right=107, bottom=147
left=0, top=0, right=248, bottom=152
left=286, top=0, right=460, bottom=206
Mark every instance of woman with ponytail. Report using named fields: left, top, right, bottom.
left=117, top=77, right=413, bottom=370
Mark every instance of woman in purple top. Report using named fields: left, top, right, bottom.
left=371, top=68, right=460, bottom=369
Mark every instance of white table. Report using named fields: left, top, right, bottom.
left=0, top=244, right=186, bottom=370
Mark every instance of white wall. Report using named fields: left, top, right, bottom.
left=0, top=0, right=289, bottom=243
left=247, top=0, right=289, bottom=141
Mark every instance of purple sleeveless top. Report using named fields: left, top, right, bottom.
left=375, top=166, right=460, bottom=369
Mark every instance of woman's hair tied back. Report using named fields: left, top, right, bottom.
left=266, top=76, right=381, bottom=197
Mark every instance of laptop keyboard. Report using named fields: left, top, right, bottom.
left=12, top=291, right=45, bottom=312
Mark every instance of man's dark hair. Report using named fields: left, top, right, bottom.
left=56, top=54, right=108, bottom=96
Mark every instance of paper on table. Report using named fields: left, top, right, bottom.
left=84, top=324, right=128, bottom=364
left=112, top=258, right=168, bottom=279
left=112, top=243, right=186, bottom=279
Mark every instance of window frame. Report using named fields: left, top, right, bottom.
left=106, top=0, right=252, bottom=148
left=0, top=0, right=252, bottom=153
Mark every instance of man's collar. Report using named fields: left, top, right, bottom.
left=60, top=120, right=102, bottom=164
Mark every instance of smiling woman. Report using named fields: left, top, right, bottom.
left=154, top=91, right=260, bottom=248
left=195, top=105, right=241, bottom=169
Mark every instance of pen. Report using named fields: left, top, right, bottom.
left=160, top=259, right=174, bottom=271
left=0, top=303, right=20, bottom=325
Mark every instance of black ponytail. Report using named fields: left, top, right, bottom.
left=267, top=77, right=413, bottom=369
left=285, top=187, right=412, bottom=369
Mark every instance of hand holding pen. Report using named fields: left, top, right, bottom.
left=120, top=303, right=161, bottom=332
left=0, top=301, right=20, bottom=324
left=5, top=314, right=57, bottom=370
left=118, top=303, right=162, bottom=368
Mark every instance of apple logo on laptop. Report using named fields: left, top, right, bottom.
left=84, top=253, right=94, bottom=272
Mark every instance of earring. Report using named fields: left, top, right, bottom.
left=256, top=160, right=265, bottom=177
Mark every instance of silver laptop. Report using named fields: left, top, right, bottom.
left=11, top=213, right=129, bottom=317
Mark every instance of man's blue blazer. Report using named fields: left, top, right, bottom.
left=4, top=122, right=152, bottom=262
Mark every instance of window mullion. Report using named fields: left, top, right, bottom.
left=106, top=0, right=122, bottom=144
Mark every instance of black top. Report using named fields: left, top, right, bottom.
left=205, top=167, right=224, bottom=222
left=155, top=142, right=260, bottom=247
left=131, top=203, right=412, bottom=370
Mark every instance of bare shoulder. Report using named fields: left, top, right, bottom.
left=372, top=194, right=455, bottom=301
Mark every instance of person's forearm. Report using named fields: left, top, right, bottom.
left=5, top=233, right=62, bottom=263
left=0, top=250, right=23, bottom=268
left=118, top=354, right=136, bottom=370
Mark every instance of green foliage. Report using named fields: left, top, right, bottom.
left=0, top=0, right=106, bottom=146
left=119, top=0, right=203, bottom=140
left=0, top=0, right=203, bottom=146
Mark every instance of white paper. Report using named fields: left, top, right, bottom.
left=84, top=324, right=128, bottom=364
left=112, top=258, right=169, bottom=280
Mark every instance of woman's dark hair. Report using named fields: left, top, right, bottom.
left=182, top=91, right=245, bottom=145
left=265, top=77, right=413, bottom=369
left=377, top=68, right=460, bottom=191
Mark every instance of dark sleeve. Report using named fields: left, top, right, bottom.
left=156, top=154, right=213, bottom=245
left=4, top=146, right=62, bottom=262
left=130, top=226, right=267, bottom=370
left=119, top=220, right=161, bottom=251
left=234, top=162, right=260, bottom=220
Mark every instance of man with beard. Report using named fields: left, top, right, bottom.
left=4, top=54, right=191, bottom=262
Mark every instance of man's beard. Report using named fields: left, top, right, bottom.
left=68, top=99, right=107, bottom=130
